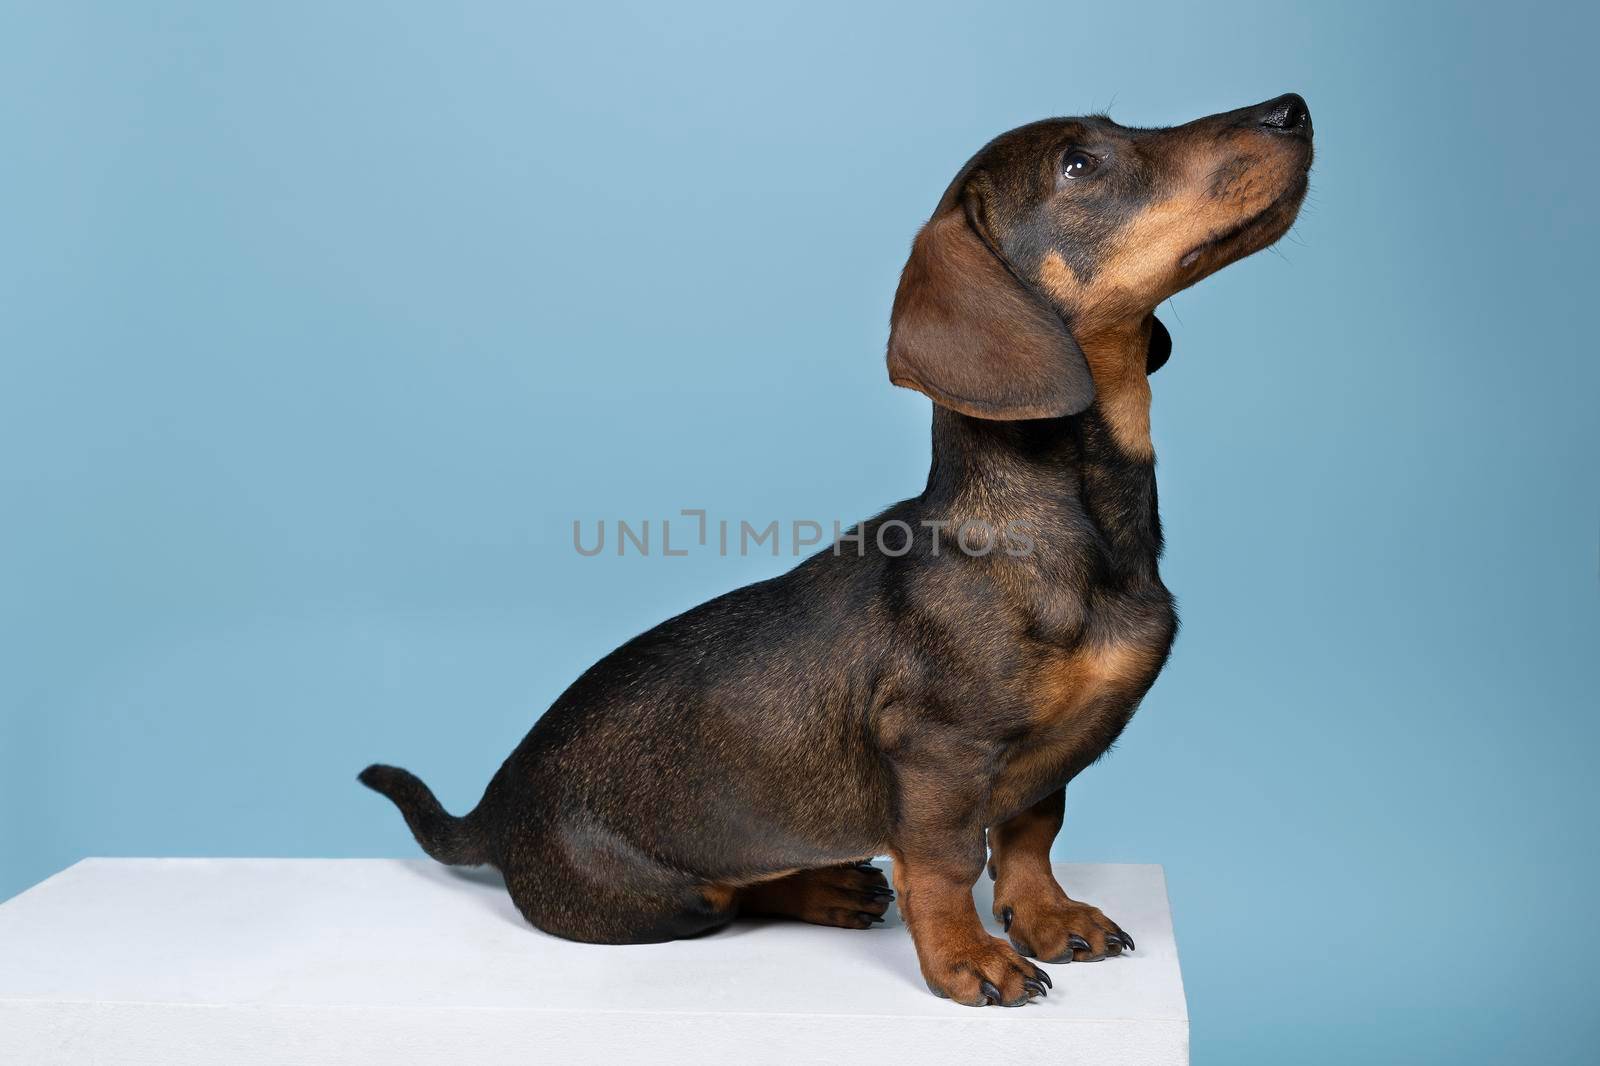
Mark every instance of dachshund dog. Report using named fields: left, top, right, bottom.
left=362, top=93, right=1313, bottom=1006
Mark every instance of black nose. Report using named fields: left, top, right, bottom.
left=1257, top=93, right=1312, bottom=137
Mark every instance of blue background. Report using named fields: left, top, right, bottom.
left=3, top=2, right=1595, bottom=1061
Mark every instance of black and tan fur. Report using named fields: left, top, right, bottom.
left=362, top=94, right=1313, bottom=1006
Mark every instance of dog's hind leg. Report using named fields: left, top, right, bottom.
left=737, top=862, right=895, bottom=929
left=496, top=821, right=741, bottom=945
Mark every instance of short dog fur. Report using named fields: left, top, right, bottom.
left=362, top=94, right=1313, bottom=1006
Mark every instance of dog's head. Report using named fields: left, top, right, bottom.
left=888, top=94, right=1313, bottom=420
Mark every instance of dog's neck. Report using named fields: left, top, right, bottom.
left=1075, top=318, right=1156, bottom=460
left=923, top=354, right=1163, bottom=585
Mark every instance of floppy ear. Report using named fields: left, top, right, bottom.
left=886, top=192, right=1096, bottom=420
left=1146, top=315, right=1172, bottom=374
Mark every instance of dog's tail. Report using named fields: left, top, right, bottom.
left=358, top=764, right=489, bottom=866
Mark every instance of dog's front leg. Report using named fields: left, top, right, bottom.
left=888, top=758, right=1051, bottom=1006
left=987, top=788, right=1134, bottom=962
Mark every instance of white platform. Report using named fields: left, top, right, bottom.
left=0, top=859, right=1187, bottom=1065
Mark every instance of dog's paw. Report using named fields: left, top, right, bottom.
left=741, top=862, right=895, bottom=929
left=995, top=897, right=1133, bottom=962
left=921, top=933, right=1051, bottom=1006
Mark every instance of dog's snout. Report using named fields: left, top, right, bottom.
left=1256, top=93, right=1312, bottom=137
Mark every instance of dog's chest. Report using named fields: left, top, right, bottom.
left=986, top=605, right=1174, bottom=822
left=1030, top=637, right=1166, bottom=724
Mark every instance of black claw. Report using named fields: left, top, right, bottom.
left=867, top=887, right=895, bottom=900
left=1022, top=977, right=1047, bottom=999
left=978, top=980, right=1002, bottom=1006
left=856, top=911, right=884, bottom=925
left=1001, top=906, right=1014, bottom=932
left=1118, top=929, right=1135, bottom=951
left=1068, top=934, right=1091, bottom=952
left=1033, top=966, right=1052, bottom=988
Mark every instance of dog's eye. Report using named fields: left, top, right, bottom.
left=1062, top=150, right=1100, bottom=179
